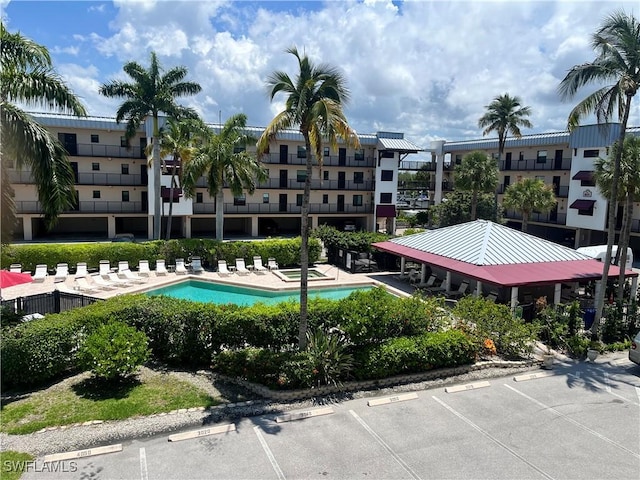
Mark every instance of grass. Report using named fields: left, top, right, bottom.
left=0, top=371, right=220, bottom=435
left=0, top=451, right=35, bottom=480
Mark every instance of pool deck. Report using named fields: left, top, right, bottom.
left=1, top=264, right=415, bottom=302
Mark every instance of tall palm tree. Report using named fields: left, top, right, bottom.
left=182, top=113, right=266, bottom=241
left=502, top=178, right=556, bottom=233
left=558, top=10, right=640, bottom=332
left=454, top=151, right=498, bottom=220
left=99, top=51, right=201, bottom=240
left=157, top=116, right=204, bottom=240
left=1, top=23, right=87, bottom=242
left=257, top=46, right=359, bottom=349
left=593, top=136, right=640, bottom=303
left=478, top=93, right=533, bottom=162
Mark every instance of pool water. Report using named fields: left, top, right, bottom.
left=279, top=269, right=327, bottom=280
left=146, top=279, right=372, bottom=306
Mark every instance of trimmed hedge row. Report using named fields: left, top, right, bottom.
left=0, top=237, right=322, bottom=273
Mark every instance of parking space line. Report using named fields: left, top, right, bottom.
left=139, top=447, right=148, bottom=480
left=636, top=386, right=640, bottom=403
left=431, top=396, right=554, bottom=480
left=349, top=410, right=421, bottom=480
left=603, top=372, right=612, bottom=393
left=567, top=373, right=639, bottom=406
left=504, top=384, right=640, bottom=459
left=253, top=426, right=286, bottom=480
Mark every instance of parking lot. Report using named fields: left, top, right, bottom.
left=23, top=356, right=640, bottom=480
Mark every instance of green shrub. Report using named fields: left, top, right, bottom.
left=78, top=322, right=150, bottom=381
left=306, top=328, right=354, bottom=387
left=565, top=334, right=590, bottom=358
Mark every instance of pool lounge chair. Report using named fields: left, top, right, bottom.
left=190, top=257, right=204, bottom=274
left=267, top=258, right=279, bottom=271
left=252, top=256, right=267, bottom=274
left=235, top=258, right=250, bottom=275
left=74, top=277, right=99, bottom=294
left=91, top=274, right=117, bottom=290
left=175, top=258, right=188, bottom=275
left=32, top=264, right=48, bottom=283
left=75, top=262, right=89, bottom=278
left=446, top=280, right=469, bottom=299
left=54, top=263, right=69, bottom=283
left=118, top=261, right=147, bottom=284
left=155, top=260, right=168, bottom=276
left=217, top=260, right=232, bottom=277
left=9, top=264, right=22, bottom=273
left=99, top=260, right=112, bottom=277
left=105, top=272, right=133, bottom=287
left=138, top=260, right=152, bottom=277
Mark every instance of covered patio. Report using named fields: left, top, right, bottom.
left=373, top=220, right=638, bottom=310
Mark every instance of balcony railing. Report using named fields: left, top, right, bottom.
left=193, top=202, right=373, bottom=215
left=254, top=178, right=375, bottom=190
left=16, top=201, right=145, bottom=214
left=78, top=172, right=145, bottom=186
left=503, top=209, right=567, bottom=225
left=259, top=152, right=375, bottom=167
left=499, top=158, right=572, bottom=171
left=73, top=143, right=145, bottom=159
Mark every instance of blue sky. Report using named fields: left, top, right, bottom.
left=3, top=0, right=638, bottom=160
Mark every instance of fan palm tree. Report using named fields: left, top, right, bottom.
left=558, top=10, right=640, bottom=331
left=99, top=51, right=201, bottom=240
left=478, top=93, right=533, bottom=162
left=1, top=23, right=87, bottom=243
left=182, top=113, right=266, bottom=242
left=257, top=46, right=360, bottom=349
left=593, top=136, right=640, bottom=303
left=454, top=151, right=499, bottom=220
left=502, top=178, right=556, bottom=233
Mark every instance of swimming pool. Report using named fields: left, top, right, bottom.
left=146, top=279, right=373, bottom=306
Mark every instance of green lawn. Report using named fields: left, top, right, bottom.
left=0, top=451, right=35, bottom=480
left=1, top=372, right=220, bottom=435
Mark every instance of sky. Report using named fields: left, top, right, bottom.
left=2, top=0, right=638, bottom=161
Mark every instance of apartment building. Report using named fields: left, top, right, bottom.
left=8, top=113, right=422, bottom=241
left=420, top=123, right=640, bottom=252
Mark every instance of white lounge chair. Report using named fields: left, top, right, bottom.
left=74, top=277, right=99, bottom=294
left=138, top=260, right=152, bottom=277
left=217, top=260, right=232, bottom=277
left=118, top=261, right=146, bottom=284
left=190, top=256, right=204, bottom=274
left=32, top=264, right=48, bottom=283
left=252, top=256, right=267, bottom=274
left=155, top=259, right=168, bottom=276
left=75, top=262, right=89, bottom=278
left=235, top=258, right=250, bottom=275
left=54, top=263, right=69, bottom=283
left=267, top=258, right=279, bottom=271
left=91, top=274, right=117, bottom=290
left=175, top=258, right=188, bottom=275
left=9, top=264, right=22, bottom=273
left=105, top=272, right=132, bottom=287
left=99, top=260, right=111, bottom=277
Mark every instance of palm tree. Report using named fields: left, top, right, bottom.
left=157, top=116, right=204, bottom=240
left=1, top=23, right=87, bottom=243
left=594, top=136, right=640, bottom=303
left=478, top=93, right=533, bottom=162
left=454, top=151, right=498, bottom=220
left=502, top=178, right=556, bottom=233
left=558, top=10, right=640, bottom=332
left=182, top=113, right=266, bottom=241
left=99, top=51, right=201, bottom=240
left=257, top=46, right=359, bottom=349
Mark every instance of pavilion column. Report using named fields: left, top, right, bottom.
left=445, top=272, right=451, bottom=292
left=510, top=286, right=519, bottom=311
left=554, top=283, right=562, bottom=305
left=400, top=257, right=406, bottom=276
left=421, top=264, right=427, bottom=284
left=475, top=280, right=482, bottom=296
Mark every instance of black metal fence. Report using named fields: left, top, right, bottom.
left=1, top=290, right=101, bottom=316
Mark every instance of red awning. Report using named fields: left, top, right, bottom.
left=572, top=170, right=594, bottom=181
left=569, top=199, right=595, bottom=210
left=376, top=205, right=397, bottom=217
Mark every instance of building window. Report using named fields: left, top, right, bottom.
left=92, top=162, right=100, bottom=171
left=354, top=149, right=364, bottom=161
left=263, top=193, right=269, bottom=203
left=92, top=190, right=101, bottom=199
left=296, top=170, right=307, bottom=182
left=233, top=146, right=246, bottom=154
left=323, top=194, right=328, bottom=204
left=491, top=153, right=499, bottom=160
left=380, top=151, right=394, bottom=159
left=381, top=170, right=393, bottom=181
left=233, top=195, right=246, bottom=206
left=297, top=146, right=307, bottom=158
left=121, top=164, right=129, bottom=175
left=120, top=136, right=127, bottom=147
left=296, top=194, right=303, bottom=206
left=584, top=149, right=599, bottom=158
left=380, top=192, right=392, bottom=203
left=196, top=192, right=203, bottom=203
left=455, top=155, right=462, bottom=165
left=323, top=171, right=329, bottom=181
left=122, top=191, right=129, bottom=202
left=324, top=147, right=330, bottom=157
left=90, top=134, right=99, bottom=143
left=353, top=172, right=364, bottom=184
left=353, top=195, right=363, bottom=206
left=578, top=207, right=594, bottom=216
left=519, top=152, right=524, bottom=161
left=537, top=150, right=547, bottom=163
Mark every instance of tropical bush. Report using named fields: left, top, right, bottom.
left=306, top=327, right=354, bottom=387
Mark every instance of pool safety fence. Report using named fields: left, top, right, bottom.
left=1, top=290, right=102, bottom=317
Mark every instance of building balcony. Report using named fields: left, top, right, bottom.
left=499, top=158, right=572, bottom=171
left=255, top=178, right=375, bottom=191
left=503, top=209, right=567, bottom=225
left=63, top=143, right=146, bottom=159
left=260, top=152, right=375, bottom=167
left=192, top=202, right=373, bottom=215
left=496, top=184, right=569, bottom=197
left=16, top=201, right=145, bottom=214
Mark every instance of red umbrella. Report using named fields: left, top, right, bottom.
left=0, top=270, right=33, bottom=288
